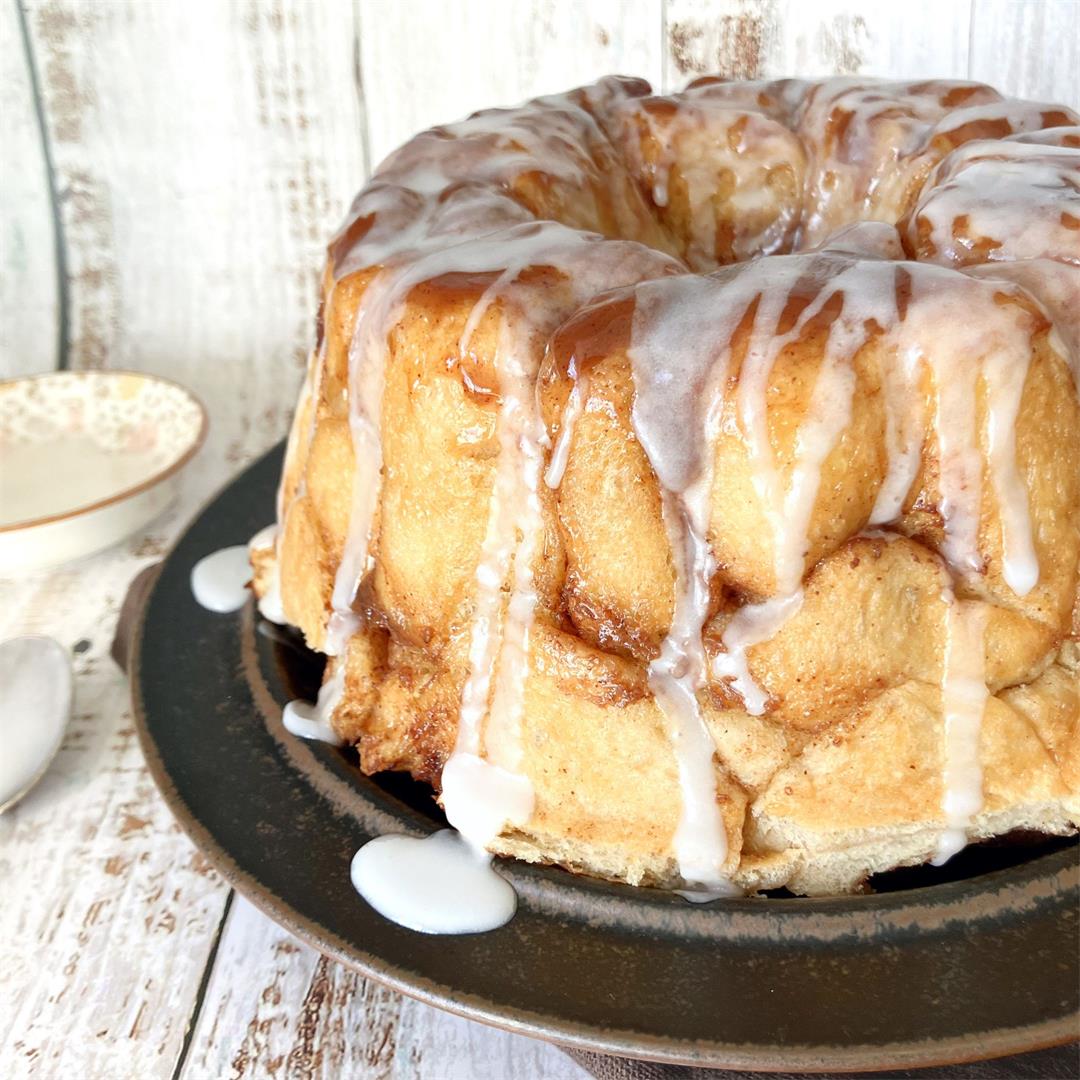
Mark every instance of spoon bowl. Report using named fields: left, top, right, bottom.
left=0, top=636, right=73, bottom=813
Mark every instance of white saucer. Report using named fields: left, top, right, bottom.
left=0, top=370, right=207, bottom=573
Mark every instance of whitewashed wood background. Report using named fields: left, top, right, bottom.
left=1, top=2, right=1078, bottom=1077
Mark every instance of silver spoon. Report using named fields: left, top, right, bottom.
left=0, top=636, right=73, bottom=813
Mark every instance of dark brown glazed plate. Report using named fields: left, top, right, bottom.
left=132, top=443, right=1079, bottom=1073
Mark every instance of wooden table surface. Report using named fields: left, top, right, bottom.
left=0, top=461, right=586, bottom=1079
left=3, top=2, right=1078, bottom=1076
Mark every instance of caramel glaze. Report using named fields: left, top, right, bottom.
left=540, top=258, right=1060, bottom=673
left=266, top=73, right=1080, bottom=892
left=902, top=126, right=1080, bottom=268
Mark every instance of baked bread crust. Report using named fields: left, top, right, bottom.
left=251, top=76, right=1080, bottom=895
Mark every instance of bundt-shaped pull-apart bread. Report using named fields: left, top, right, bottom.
left=251, top=75, right=1080, bottom=896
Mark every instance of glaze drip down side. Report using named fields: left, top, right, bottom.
left=254, top=74, right=1080, bottom=899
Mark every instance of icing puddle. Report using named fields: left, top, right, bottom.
left=282, top=663, right=347, bottom=745
left=190, top=546, right=252, bottom=613
left=279, top=665, right=523, bottom=933
left=351, top=830, right=516, bottom=934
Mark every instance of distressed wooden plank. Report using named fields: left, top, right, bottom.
left=359, top=0, right=663, bottom=168
left=179, top=896, right=401, bottom=1080
left=969, top=0, right=1080, bottom=104
left=0, top=539, right=230, bottom=1078
left=390, top=993, right=589, bottom=1080
left=182, top=895, right=586, bottom=1079
left=664, top=0, right=779, bottom=84
left=0, top=0, right=60, bottom=376
left=663, top=0, right=972, bottom=89
left=24, top=0, right=367, bottom=506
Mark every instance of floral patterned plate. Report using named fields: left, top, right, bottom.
left=0, top=370, right=206, bottom=572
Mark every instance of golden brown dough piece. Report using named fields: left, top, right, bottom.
left=253, top=75, right=1080, bottom=896
left=903, top=127, right=1080, bottom=267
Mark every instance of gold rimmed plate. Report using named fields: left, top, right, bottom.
left=0, top=370, right=206, bottom=572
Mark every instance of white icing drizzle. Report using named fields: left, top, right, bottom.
left=543, top=377, right=586, bottom=490
left=190, top=546, right=251, bottom=613
left=680, top=78, right=1076, bottom=248
left=868, top=328, right=924, bottom=527
left=648, top=487, right=730, bottom=887
left=325, top=270, right=397, bottom=656
left=734, top=263, right=894, bottom=592
left=325, top=229, right=672, bottom=657
left=249, top=524, right=286, bottom=624
left=619, top=255, right=1040, bottom=710
left=858, top=527, right=902, bottom=542
left=472, top=357, right=545, bottom=784
left=866, top=269, right=1040, bottom=596
left=932, top=597, right=990, bottom=865
left=733, top=284, right=801, bottom=568
left=317, top=86, right=681, bottom=854
left=611, top=255, right=1044, bottom=885
left=257, top=576, right=285, bottom=625
left=908, top=282, right=1035, bottom=592
left=612, top=89, right=806, bottom=266
left=676, top=883, right=742, bottom=903
left=723, top=260, right=895, bottom=707
left=193, top=533, right=287, bottom=623
left=271, top=76, right=1074, bottom=911
left=771, top=295, right=860, bottom=592
left=713, top=592, right=804, bottom=715
left=249, top=524, right=277, bottom=550
left=445, top=285, right=541, bottom=849
left=277, top=81, right=1073, bottom=659
left=909, top=131, right=1080, bottom=268
left=819, top=220, right=905, bottom=260
left=282, top=661, right=347, bottom=746
left=930, top=328, right=986, bottom=579
left=318, top=77, right=1065, bottom=661
left=626, top=275, right=734, bottom=887
left=351, top=830, right=515, bottom=934
left=791, top=79, right=1005, bottom=245
left=928, top=98, right=1078, bottom=146
left=964, top=260, right=1080, bottom=384
left=443, top=228, right=676, bottom=851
